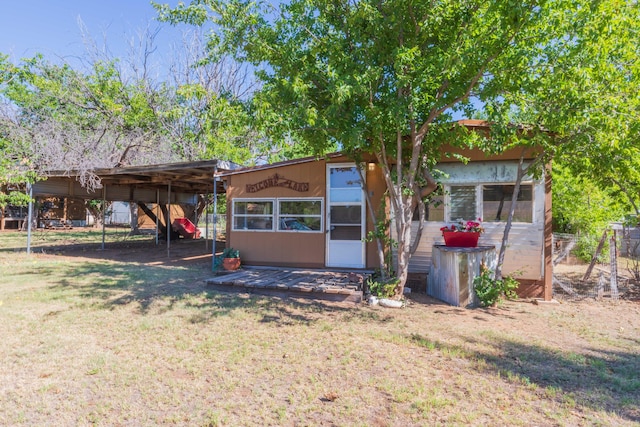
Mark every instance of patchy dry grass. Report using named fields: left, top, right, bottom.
left=1, top=230, right=639, bottom=426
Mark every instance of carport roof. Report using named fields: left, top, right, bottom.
left=44, top=159, right=240, bottom=195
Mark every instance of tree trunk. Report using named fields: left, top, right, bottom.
left=494, top=151, right=544, bottom=281
left=129, top=202, right=141, bottom=235
left=357, top=166, right=388, bottom=280
left=85, top=200, right=105, bottom=229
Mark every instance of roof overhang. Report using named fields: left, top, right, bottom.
left=33, top=159, right=240, bottom=202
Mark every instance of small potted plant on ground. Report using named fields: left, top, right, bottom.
left=440, top=218, right=484, bottom=247
left=221, top=247, right=241, bottom=271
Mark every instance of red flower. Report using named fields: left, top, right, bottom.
left=441, top=218, right=484, bottom=234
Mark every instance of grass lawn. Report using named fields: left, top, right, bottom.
left=1, top=229, right=639, bottom=426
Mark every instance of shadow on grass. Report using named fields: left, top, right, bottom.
left=408, top=333, right=640, bottom=423
left=39, top=258, right=373, bottom=325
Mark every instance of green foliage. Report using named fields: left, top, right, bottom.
left=573, top=233, right=609, bottom=264
left=473, top=265, right=518, bottom=308
left=0, top=51, right=267, bottom=186
left=486, top=1, right=640, bottom=216
left=366, top=277, right=400, bottom=299
left=213, top=247, right=240, bottom=271
left=552, top=163, right=627, bottom=235
left=221, top=247, right=240, bottom=258
left=157, top=0, right=605, bottom=295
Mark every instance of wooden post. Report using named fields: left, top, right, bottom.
left=155, top=189, right=159, bottom=245
left=543, top=164, right=553, bottom=301
left=610, top=231, right=618, bottom=299
left=26, top=184, right=33, bottom=255
left=582, top=230, right=608, bottom=281
left=212, top=167, right=218, bottom=271
left=167, top=182, right=171, bottom=258
left=101, top=186, right=106, bottom=250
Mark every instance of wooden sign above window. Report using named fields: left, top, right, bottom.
left=246, top=173, right=309, bottom=193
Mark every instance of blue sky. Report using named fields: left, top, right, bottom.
left=0, top=0, right=183, bottom=64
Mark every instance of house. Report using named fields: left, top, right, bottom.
left=406, top=144, right=551, bottom=299
left=218, top=153, right=386, bottom=270
left=218, top=124, right=552, bottom=300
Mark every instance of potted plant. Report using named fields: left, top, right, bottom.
left=221, top=247, right=241, bottom=271
left=440, top=218, right=484, bottom=247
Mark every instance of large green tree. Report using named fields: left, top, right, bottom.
left=0, top=25, right=274, bottom=192
left=156, top=0, right=629, bottom=294
left=479, top=0, right=640, bottom=277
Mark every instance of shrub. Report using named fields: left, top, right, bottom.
left=473, top=265, right=518, bottom=307
left=573, top=233, right=608, bottom=263
left=367, top=277, right=400, bottom=299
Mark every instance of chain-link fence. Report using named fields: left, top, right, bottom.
left=198, top=214, right=227, bottom=242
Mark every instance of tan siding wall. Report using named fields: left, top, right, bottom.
left=226, top=160, right=327, bottom=267
left=365, top=163, right=387, bottom=269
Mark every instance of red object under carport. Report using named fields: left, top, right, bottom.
left=172, top=217, right=201, bottom=239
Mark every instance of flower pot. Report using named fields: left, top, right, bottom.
left=442, top=231, right=480, bottom=248
left=222, top=257, right=241, bottom=271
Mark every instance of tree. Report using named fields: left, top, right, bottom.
left=479, top=0, right=639, bottom=278
left=1, top=27, right=272, bottom=233
left=156, top=0, right=620, bottom=295
left=0, top=55, right=38, bottom=210
left=552, top=163, right=626, bottom=235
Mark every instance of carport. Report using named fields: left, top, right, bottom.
left=26, top=159, right=239, bottom=265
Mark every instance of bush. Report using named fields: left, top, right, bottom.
left=473, top=265, right=518, bottom=307
left=573, top=233, right=609, bottom=263
left=366, top=277, right=400, bottom=299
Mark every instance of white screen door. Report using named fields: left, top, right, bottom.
left=326, top=164, right=365, bottom=268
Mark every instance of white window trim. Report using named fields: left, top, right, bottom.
left=277, top=197, right=324, bottom=233
left=232, top=197, right=325, bottom=233
left=444, top=182, right=535, bottom=224
left=232, top=198, right=276, bottom=232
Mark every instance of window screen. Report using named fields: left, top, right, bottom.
left=482, top=184, right=533, bottom=223
left=278, top=199, right=322, bottom=231
left=449, top=186, right=476, bottom=220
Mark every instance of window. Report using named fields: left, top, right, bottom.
left=483, top=184, right=533, bottom=223
left=444, top=183, right=534, bottom=223
left=232, top=198, right=323, bottom=232
left=278, top=199, right=323, bottom=232
left=232, top=200, right=274, bottom=231
left=412, top=195, right=445, bottom=222
left=449, top=186, right=477, bottom=220
left=329, top=167, right=363, bottom=202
